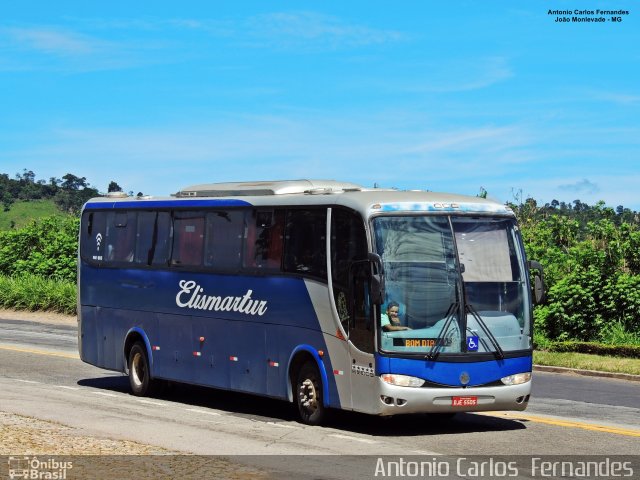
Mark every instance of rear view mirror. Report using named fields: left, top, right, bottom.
left=368, top=253, right=385, bottom=305
left=528, top=260, right=546, bottom=305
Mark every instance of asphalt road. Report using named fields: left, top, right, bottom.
left=1, top=317, right=639, bottom=478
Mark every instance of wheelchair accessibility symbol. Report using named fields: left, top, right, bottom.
left=467, top=336, right=479, bottom=352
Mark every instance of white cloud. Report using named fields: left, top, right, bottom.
left=60, top=12, right=405, bottom=50
left=1, top=27, right=99, bottom=56
left=0, top=24, right=180, bottom=72
left=407, top=125, right=527, bottom=156
left=245, top=11, right=406, bottom=50
left=558, top=178, right=600, bottom=194
left=435, top=57, right=514, bottom=92
left=593, top=92, right=640, bottom=106
left=512, top=175, right=640, bottom=210
left=360, top=56, right=514, bottom=95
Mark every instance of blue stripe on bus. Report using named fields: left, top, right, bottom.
left=84, top=199, right=252, bottom=210
left=375, top=354, right=532, bottom=387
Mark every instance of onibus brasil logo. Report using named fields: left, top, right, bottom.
left=8, top=456, right=73, bottom=479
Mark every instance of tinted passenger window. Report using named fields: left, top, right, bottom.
left=106, top=211, right=137, bottom=263
left=172, top=212, right=205, bottom=267
left=81, top=211, right=107, bottom=262
left=283, top=209, right=327, bottom=280
left=135, top=211, right=172, bottom=266
left=331, top=209, right=367, bottom=287
left=244, top=210, right=285, bottom=270
left=205, top=210, right=245, bottom=270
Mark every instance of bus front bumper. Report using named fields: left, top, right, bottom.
left=376, top=378, right=531, bottom=416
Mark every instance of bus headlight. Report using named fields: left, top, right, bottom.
left=500, top=372, right=531, bottom=385
left=381, top=374, right=425, bottom=388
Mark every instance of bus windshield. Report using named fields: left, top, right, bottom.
left=373, top=215, right=531, bottom=356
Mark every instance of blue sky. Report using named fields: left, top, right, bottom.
left=1, top=1, right=638, bottom=208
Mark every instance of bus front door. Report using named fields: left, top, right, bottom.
left=347, top=263, right=378, bottom=414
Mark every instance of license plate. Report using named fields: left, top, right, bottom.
left=452, top=396, right=478, bottom=407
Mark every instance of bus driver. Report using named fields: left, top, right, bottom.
left=381, top=301, right=411, bottom=331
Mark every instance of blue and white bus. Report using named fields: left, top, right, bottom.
left=78, top=180, right=543, bottom=424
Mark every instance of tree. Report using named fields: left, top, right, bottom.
left=108, top=181, right=123, bottom=193
left=16, top=169, right=35, bottom=184
left=54, top=173, right=99, bottom=213
left=61, top=173, right=88, bottom=191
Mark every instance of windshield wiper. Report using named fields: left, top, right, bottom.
left=426, top=302, right=459, bottom=360
left=466, top=304, right=504, bottom=359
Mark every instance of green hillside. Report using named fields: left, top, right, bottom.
left=0, top=199, right=66, bottom=230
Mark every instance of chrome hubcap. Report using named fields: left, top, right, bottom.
left=299, top=378, right=318, bottom=412
left=132, top=353, right=145, bottom=386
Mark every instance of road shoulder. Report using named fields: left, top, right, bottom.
left=0, top=308, right=76, bottom=326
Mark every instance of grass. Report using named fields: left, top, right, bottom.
left=0, top=274, right=76, bottom=315
left=534, top=350, right=640, bottom=376
left=0, top=199, right=63, bottom=230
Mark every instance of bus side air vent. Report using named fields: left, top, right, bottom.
left=305, top=188, right=335, bottom=195
left=174, top=180, right=365, bottom=198
left=105, top=191, right=129, bottom=198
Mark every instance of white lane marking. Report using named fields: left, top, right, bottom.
left=264, top=422, right=299, bottom=429
left=15, top=379, right=39, bottom=384
left=91, top=391, right=119, bottom=397
left=185, top=408, right=221, bottom=416
left=328, top=433, right=378, bottom=444
left=56, top=386, right=80, bottom=391
left=136, top=399, right=165, bottom=406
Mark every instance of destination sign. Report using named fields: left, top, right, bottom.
left=392, top=338, right=453, bottom=348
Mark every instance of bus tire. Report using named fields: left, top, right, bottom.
left=295, top=362, right=325, bottom=425
left=128, top=341, right=154, bottom=396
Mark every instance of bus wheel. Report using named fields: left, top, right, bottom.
left=295, top=362, right=325, bottom=425
left=128, top=342, right=153, bottom=396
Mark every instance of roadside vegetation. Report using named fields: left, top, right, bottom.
left=0, top=214, right=78, bottom=315
left=0, top=274, right=76, bottom=315
left=510, top=198, right=640, bottom=362
left=534, top=351, right=640, bottom=376
left=0, top=170, right=639, bottom=373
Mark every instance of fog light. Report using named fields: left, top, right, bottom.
left=501, top=372, right=531, bottom=386
left=381, top=374, right=425, bottom=388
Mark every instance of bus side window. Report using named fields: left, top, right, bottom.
left=205, top=210, right=245, bottom=270
left=244, top=210, right=285, bottom=270
left=80, top=211, right=107, bottom=263
left=135, top=211, right=172, bottom=266
left=172, top=212, right=204, bottom=267
left=283, top=209, right=327, bottom=281
left=105, top=211, right=137, bottom=263
left=151, top=212, right=172, bottom=266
